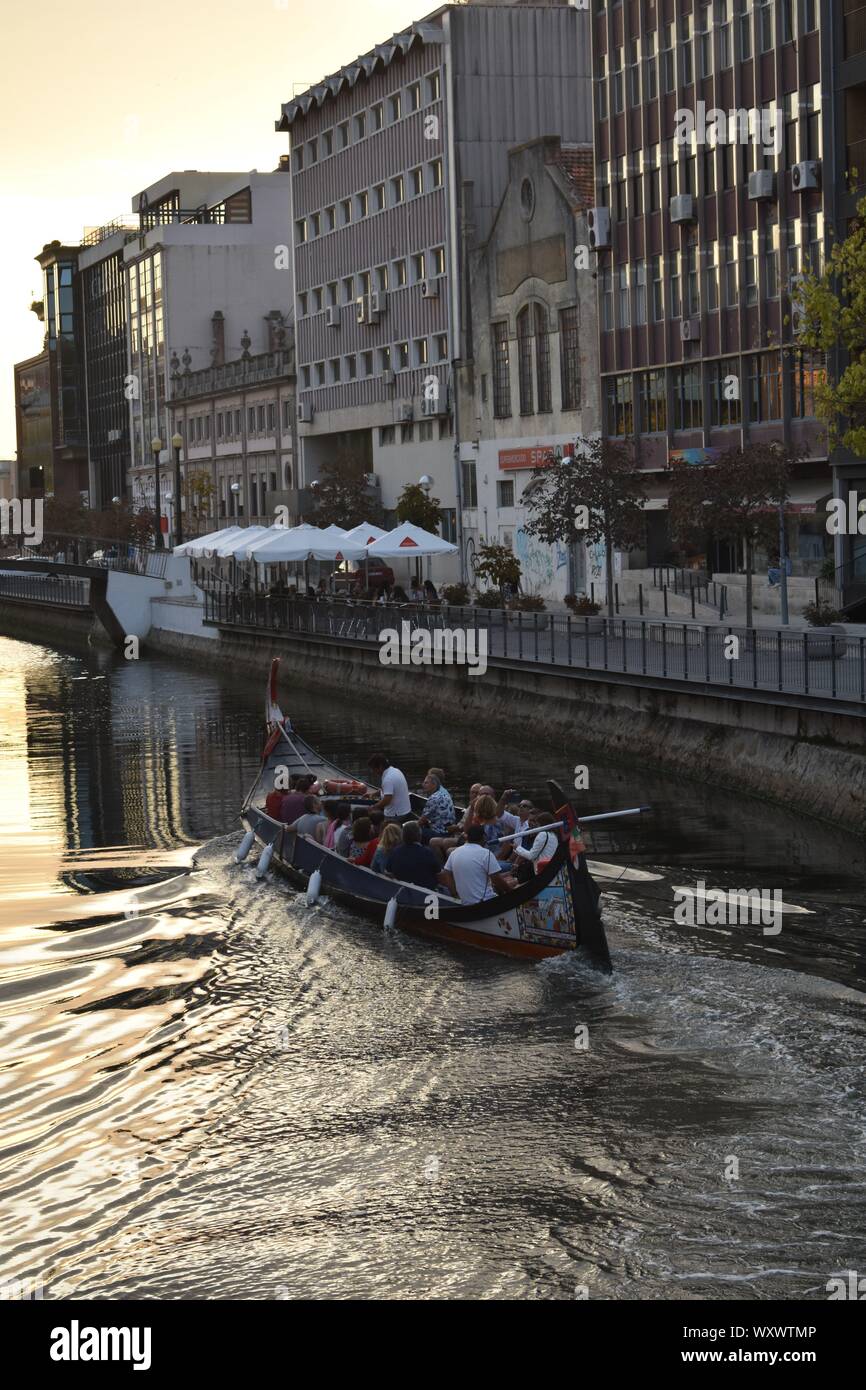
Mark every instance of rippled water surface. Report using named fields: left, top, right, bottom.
left=0, top=631, right=864, bottom=1300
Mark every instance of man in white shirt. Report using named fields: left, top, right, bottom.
left=367, top=752, right=413, bottom=822
left=440, top=826, right=511, bottom=903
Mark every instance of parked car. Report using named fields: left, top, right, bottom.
left=332, top=560, right=395, bottom=595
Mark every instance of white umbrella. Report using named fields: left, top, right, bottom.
left=248, top=524, right=368, bottom=564
left=212, top=525, right=271, bottom=559
left=341, top=522, right=388, bottom=546
left=233, top=521, right=301, bottom=562
left=366, top=521, right=457, bottom=558
left=175, top=525, right=242, bottom=557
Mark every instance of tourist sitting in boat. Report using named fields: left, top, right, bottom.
left=288, top=795, right=329, bottom=843
left=511, top=812, right=560, bottom=879
left=323, top=800, right=352, bottom=850
left=367, top=753, right=413, bottom=824
left=385, top=820, right=442, bottom=891
left=439, top=826, right=513, bottom=903
left=346, top=816, right=379, bottom=867
left=336, top=806, right=367, bottom=856
left=278, top=774, right=317, bottom=823
left=429, top=781, right=482, bottom=859
left=416, top=772, right=455, bottom=842
left=370, top=821, right=402, bottom=873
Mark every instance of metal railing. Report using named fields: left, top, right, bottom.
left=0, top=571, right=90, bottom=607
left=652, top=566, right=728, bottom=615
left=202, top=591, right=866, bottom=708
left=3, top=533, right=169, bottom=579
left=815, top=546, right=866, bottom=616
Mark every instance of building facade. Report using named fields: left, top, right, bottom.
left=590, top=0, right=854, bottom=576
left=78, top=221, right=136, bottom=509
left=278, top=2, right=594, bottom=578
left=167, top=341, right=296, bottom=533
left=460, top=137, right=601, bottom=601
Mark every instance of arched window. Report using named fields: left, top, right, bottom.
left=534, top=303, right=551, bottom=413
left=517, top=307, right=533, bottom=415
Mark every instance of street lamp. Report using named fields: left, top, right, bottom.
left=171, top=432, right=184, bottom=546
left=419, top=474, right=433, bottom=494
left=230, top=480, right=241, bottom=519
left=151, top=437, right=164, bottom=548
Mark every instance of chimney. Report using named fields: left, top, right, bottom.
left=211, top=310, right=225, bottom=366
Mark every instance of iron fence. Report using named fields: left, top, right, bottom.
left=5, top=533, right=168, bottom=579
left=203, top=590, right=866, bottom=707
left=0, top=571, right=90, bottom=607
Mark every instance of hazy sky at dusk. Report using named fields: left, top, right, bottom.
left=0, top=0, right=425, bottom=462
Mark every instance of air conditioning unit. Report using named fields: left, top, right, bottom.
left=792, top=160, right=820, bottom=191
left=355, top=294, right=368, bottom=325
left=748, top=169, right=776, bottom=201
left=382, top=367, right=395, bottom=386
left=397, top=402, right=414, bottom=422
left=681, top=317, right=701, bottom=342
left=325, top=305, right=340, bottom=328
left=370, top=290, right=388, bottom=316
left=420, top=278, right=440, bottom=299
left=297, top=401, right=313, bottom=423
left=587, top=206, right=611, bottom=251
left=420, top=394, right=446, bottom=417
left=670, top=193, right=696, bottom=223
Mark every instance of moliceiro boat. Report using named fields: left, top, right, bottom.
left=237, top=661, right=647, bottom=970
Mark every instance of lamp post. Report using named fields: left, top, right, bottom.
left=171, top=432, right=184, bottom=546
left=230, top=480, right=241, bottom=519
left=778, top=499, right=789, bottom=626
left=151, top=437, right=164, bottom=548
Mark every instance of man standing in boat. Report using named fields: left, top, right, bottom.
left=367, top=753, right=413, bottom=825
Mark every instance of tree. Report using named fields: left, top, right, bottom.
left=310, top=449, right=380, bottom=529
left=395, top=482, right=442, bottom=533
left=522, top=437, right=646, bottom=617
left=797, top=191, right=866, bottom=453
left=182, top=470, right=215, bottom=531
left=473, top=542, right=521, bottom=600
left=667, top=443, right=797, bottom=628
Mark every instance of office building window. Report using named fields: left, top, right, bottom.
left=462, top=461, right=478, bottom=508
left=597, top=52, right=608, bottom=120
left=703, top=145, right=716, bottom=195
left=354, top=112, right=366, bottom=141
left=670, top=251, right=682, bottom=319
left=651, top=254, right=664, bottom=321
left=389, top=93, right=401, bottom=122
left=295, top=218, right=307, bottom=243
left=785, top=216, right=801, bottom=282
left=634, top=259, right=647, bottom=326
left=436, top=334, right=448, bottom=361
left=803, top=0, right=817, bottom=34
left=745, top=229, right=759, bottom=305
left=396, top=342, right=409, bottom=370
left=517, top=307, right=534, bottom=414
left=618, top=265, right=630, bottom=328
left=662, top=22, right=675, bottom=92
left=408, top=82, right=421, bottom=111
left=412, top=252, right=426, bottom=282
left=380, top=425, right=395, bottom=445
left=600, top=267, right=614, bottom=331
left=627, top=38, right=640, bottom=106
left=763, top=213, right=779, bottom=299
left=804, top=210, right=824, bottom=275
left=723, top=235, right=738, bottom=306
left=710, top=357, right=742, bottom=426
left=559, top=306, right=580, bottom=410
left=612, top=46, right=624, bottom=113
left=644, top=29, right=658, bottom=101
left=720, top=0, right=733, bottom=68
left=684, top=236, right=700, bottom=317
left=638, top=369, right=667, bottom=433
left=410, top=166, right=423, bottom=197
left=791, top=350, right=826, bottom=417
left=604, top=374, right=633, bottom=436
left=698, top=5, right=712, bottom=77
left=430, top=158, right=443, bottom=188
left=356, top=191, right=368, bottom=219
left=781, top=0, right=795, bottom=44
left=648, top=144, right=661, bottom=211
left=631, top=150, right=644, bottom=216
left=374, top=184, right=386, bottom=212
left=322, top=130, right=333, bottom=156
left=680, top=14, right=694, bottom=85
left=329, top=358, right=341, bottom=383
left=427, top=72, right=440, bottom=102
left=391, top=175, right=404, bottom=204
left=342, top=276, right=354, bottom=304
left=341, top=198, right=352, bottom=225
left=372, top=103, right=384, bottom=131
left=375, top=265, right=388, bottom=292
left=393, top=258, right=407, bottom=286
left=747, top=352, right=782, bottom=421
left=338, top=121, right=349, bottom=148
left=757, top=0, right=773, bottom=51
left=432, top=246, right=445, bottom=276
left=740, top=5, right=752, bottom=59
left=379, top=347, right=391, bottom=372
left=672, top=365, right=703, bottom=429
left=315, top=362, right=325, bottom=386
left=705, top=239, right=720, bottom=311
left=362, top=350, right=374, bottom=377
left=414, top=338, right=428, bottom=366
left=492, top=321, right=511, bottom=418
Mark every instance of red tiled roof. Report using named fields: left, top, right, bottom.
left=547, top=143, right=595, bottom=208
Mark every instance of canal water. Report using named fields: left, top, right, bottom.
left=0, top=630, right=864, bottom=1301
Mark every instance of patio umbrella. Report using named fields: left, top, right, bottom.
left=341, top=522, right=388, bottom=546
left=175, top=525, right=242, bottom=557
left=211, top=525, right=272, bottom=559
left=365, top=521, right=457, bottom=558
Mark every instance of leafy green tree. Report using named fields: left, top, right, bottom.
left=667, top=443, right=797, bottom=628
left=798, top=191, right=866, bottom=453
left=522, top=437, right=646, bottom=618
left=395, top=482, right=442, bottom=533
left=473, top=542, right=521, bottom=600
left=310, top=449, right=380, bottom=529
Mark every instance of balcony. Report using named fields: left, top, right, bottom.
left=845, top=4, right=866, bottom=59
left=847, top=138, right=866, bottom=190
left=169, top=349, right=294, bottom=400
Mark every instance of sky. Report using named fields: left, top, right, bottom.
left=0, top=0, right=426, bottom=462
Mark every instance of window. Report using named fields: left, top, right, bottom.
left=740, top=6, right=752, bottom=60
left=680, top=14, right=694, bottom=86
left=435, top=334, right=448, bottom=361
left=670, top=250, right=682, bottom=319
left=324, top=205, right=335, bottom=232
left=376, top=264, right=389, bottom=291
left=326, top=282, right=338, bottom=306
left=758, top=1, right=773, bottom=52
left=783, top=92, right=798, bottom=169
left=598, top=52, right=608, bottom=120
left=723, top=235, right=738, bottom=306
left=379, top=347, right=391, bottom=372
left=804, top=209, right=824, bottom=275
left=803, top=84, right=821, bottom=161
left=534, top=304, right=551, bottom=412
left=631, top=150, right=644, bottom=216
left=307, top=138, right=318, bottom=165
left=389, top=93, right=401, bottom=122
left=492, top=321, right=511, bottom=418
left=600, top=267, right=614, bottom=331
left=763, top=213, right=779, bottom=299
left=414, top=338, right=428, bottom=366
left=396, top=342, right=409, bottom=370
left=785, top=216, right=801, bottom=282
left=298, top=291, right=308, bottom=317
left=649, top=144, right=661, bottom=211
left=744, top=228, right=759, bottom=305
left=356, top=191, right=369, bottom=219
left=497, top=479, right=515, bottom=508
left=517, top=307, right=534, bottom=413
left=644, top=29, right=658, bottom=100
left=311, top=213, right=321, bottom=238
left=359, top=270, right=371, bottom=297
left=313, top=287, right=323, bottom=312
left=408, top=82, right=421, bottom=111
left=604, top=375, right=633, bottom=436
left=315, top=362, right=325, bottom=386
left=295, top=218, right=307, bottom=243
left=440, top=506, right=457, bottom=539
left=705, top=239, right=720, bottom=312
left=294, top=146, right=304, bottom=172
left=651, top=255, right=664, bottom=321
left=374, top=183, right=386, bottom=211
left=341, top=198, right=352, bottom=225
left=410, top=166, right=423, bottom=197
left=710, top=357, right=742, bottom=426
left=323, top=130, right=333, bottom=156
left=329, top=358, right=341, bottom=383
left=380, top=425, right=395, bottom=446
left=419, top=420, right=433, bottom=442
left=354, top=113, right=366, bottom=141
left=391, top=175, right=404, bottom=204
left=362, top=351, right=374, bottom=377
left=393, top=258, right=407, bottom=286
left=720, top=0, right=733, bottom=68
left=346, top=355, right=357, bottom=380
left=217, top=411, right=224, bottom=439
left=672, top=365, right=703, bottom=429
left=559, top=306, right=580, bottom=410
left=338, top=121, right=350, bottom=148
left=612, top=46, right=624, bottom=113
left=747, top=352, right=782, bottom=420
left=628, top=38, right=640, bottom=106
left=703, top=145, right=716, bottom=195
left=698, top=5, right=712, bottom=78
left=342, top=276, right=354, bottom=304
left=248, top=407, right=255, bottom=432
left=791, top=350, right=826, bottom=417
left=267, top=403, right=275, bottom=430
left=614, top=155, right=627, bottom=220
left=430, top=158, right=443, bottom=188
left=665, top=138, right=678, bottom=200
left=684, top=236, right=700, bottom=317
left=462, top=461, right=478, bottom=508
left=721, top=139, right=735, bottom=189
left=372, top=103, right=384, bottom=131
left=412, top=252, right=426, bottom=282
left=634, top=259, right=647, bottom=325
left=781, top=0, right=794, bottom=44
left=639, top=369, right=667, bottom=434
left=803, top=0, right=817, bottom=35
left=662, top=22, right=675, bottom=93
left=431, top=246, right=445, bottom=276
left=427, top=72, right=440, bottom=102
left=617, top=264, right=631, bottom=329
